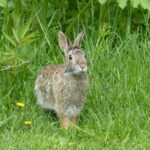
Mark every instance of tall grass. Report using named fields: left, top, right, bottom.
left=0, top=1, right=150, bottom=150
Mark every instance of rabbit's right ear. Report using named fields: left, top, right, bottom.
left=58, top=31, right=71, bottom=54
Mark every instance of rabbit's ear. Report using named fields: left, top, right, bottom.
left=58, top=31, right=71, bottom=53
left=74, top=31, right=84, bottom=48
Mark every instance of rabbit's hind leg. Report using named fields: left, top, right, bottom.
left=35, top=83, right=54, bottom=110
left=60, top=116, right=70, bottom=129
left=71, top=116, right=77, bottom=125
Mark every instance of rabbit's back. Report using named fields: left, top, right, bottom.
left=39, top=64, right=64, bottom=80
left=35, top=64, right=64, bottom=110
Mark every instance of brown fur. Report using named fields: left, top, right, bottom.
left=35, top=31, right=88, bottom=128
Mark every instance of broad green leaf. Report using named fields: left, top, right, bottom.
left=12, top=28, right=20, bottom=43
left=0, top=0, right=6, bottom=8
left=117, top=0, right=128, bottom=9
left=141, top=0, right=150, bottom=11
left=98, top=0, right=107, bottom=5
left=130, top=0, right=140, bottom=8
left=3, top=32, right=17, bottom=47
left=20, top=20, right=32, bottom=39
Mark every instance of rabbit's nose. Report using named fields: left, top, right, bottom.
left=79, top=62, right=86, bottom=69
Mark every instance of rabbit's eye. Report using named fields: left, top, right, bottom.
left=69, top=55, right=73, bottom=60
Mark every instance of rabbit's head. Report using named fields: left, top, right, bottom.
left=58, top=31, right=87, bottom=75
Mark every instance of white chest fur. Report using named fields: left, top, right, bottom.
left=64, top=105, right=81, bottom=116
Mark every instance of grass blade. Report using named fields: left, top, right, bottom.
left=66, top=0, right=92, bottom=34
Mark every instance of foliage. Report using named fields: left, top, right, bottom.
left=0, top=0, right=38, bottom=71
left=1, top=25, right=150, bottom=150
left=0, top=0, right=150, bottom=149
left=98, top=0, right=150, bottom=11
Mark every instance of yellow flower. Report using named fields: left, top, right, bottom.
left=24, top=121, right=32, bottom=125
left=16, top=102, right=25, bottom=107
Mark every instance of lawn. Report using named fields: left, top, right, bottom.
left=0, top=29, right=150, bottom=150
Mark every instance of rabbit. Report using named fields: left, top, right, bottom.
left=34, top=31, right=88, bottom=128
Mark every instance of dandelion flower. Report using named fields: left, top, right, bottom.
left=16, top=102, right=25, bottom=107
left=24, top=121, right=32, bottom=125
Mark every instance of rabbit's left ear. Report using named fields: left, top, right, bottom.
left=74, top=31, right=84, bottom=48
left=58, top=31, right=71, bottom=54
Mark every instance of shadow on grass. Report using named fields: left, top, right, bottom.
left=43, top=109, right=58, bottom=122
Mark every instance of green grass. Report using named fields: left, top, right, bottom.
left=0, top=31, right=150, bottom=150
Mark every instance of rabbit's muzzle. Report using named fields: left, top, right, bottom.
left=78, top=61, right=87, bottom=72
left=79, top=62, right=86, bottom=69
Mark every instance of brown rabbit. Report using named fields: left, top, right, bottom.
left=35, top=31, right=88, bottom=128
